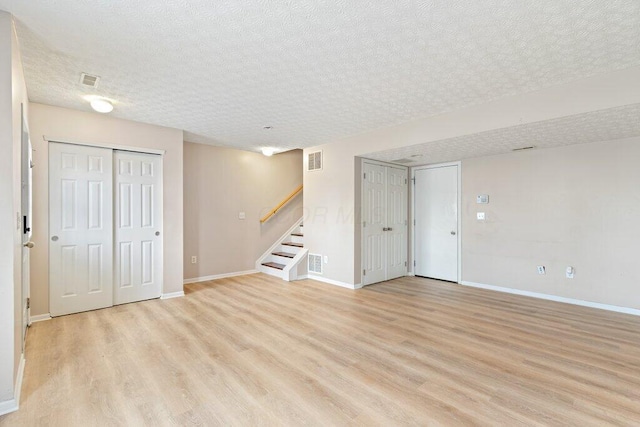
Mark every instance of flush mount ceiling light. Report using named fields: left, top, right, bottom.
left=261, top=147, right=275, bottom=156
left=89, top=97, right=114, bottom=113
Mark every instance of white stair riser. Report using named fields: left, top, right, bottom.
left=290, top=235, right=304, bottom=244
left=272, top=254, right=294, bottom=264
left=281, top=244, right=303, bottom=254
left=259, top=265, right=284, bottom=278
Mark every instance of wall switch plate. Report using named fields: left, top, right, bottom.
left=191, top=256, right=197, bottom=264
left=537, top=265, right=545, bottom=275
left=477, top=212, right=486, bottom=220
left=238, top=212, right=246, bottom=220
left=476, top=194, right=489, bottom=204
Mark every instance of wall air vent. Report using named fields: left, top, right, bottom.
left=391, top=158, right=414, bottom=164
left=512, top=146, right=535, bottom=151
left=307, top=151, right=322, bottom=171
left=79, top=72, right=100, bottom=88
left=308, top=253, right=323, bottom=274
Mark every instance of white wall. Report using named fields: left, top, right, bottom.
left=0, top=10, right=28, bottom=409
left=183, top=142, right=302, bottom=280
left=28, top=103, right=184, bottom=316
left=303, top=66, right=640, bottom=297
left=462, top=136, right=640, bottom=309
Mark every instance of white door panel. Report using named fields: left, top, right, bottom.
left=363, top=163, right=386, bottom=285
left=114, top=151, right=163, bottom=304
left=414, top=165, right=458, bottom=282
left=362, top=162, right=408, bottom=286
left=49, top=143, right=113, bottom=316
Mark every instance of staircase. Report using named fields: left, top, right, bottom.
left=256, top=218, right=307, bottom=281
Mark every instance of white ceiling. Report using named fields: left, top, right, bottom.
left=2, top=1, right=640, bottom=154
left=364, top=103, right=640, bottom=166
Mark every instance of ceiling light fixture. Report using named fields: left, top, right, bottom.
left=89, top=97, right=114, bottom=113
left=261, top=147, right=275, bottom=157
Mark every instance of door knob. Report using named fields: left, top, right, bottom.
left=51, top=236, right=59, bottom=241
left=387, top=227, right=393, bottom=231
left=155, top=231, right=160, bottom=236
left=23, top=241, right=35, bottom=248
left=450, top=231, right=456, bottom=235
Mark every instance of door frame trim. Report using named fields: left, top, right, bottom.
left=360, top=158, right=409, bottom=286
left=45, top=135, right=166, bottom=156
left=411, top=161, right=462, bottom=283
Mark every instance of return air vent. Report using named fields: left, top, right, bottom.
left=79, top=72, right=100, bottom=88
left=308, top=253, right=323, bottom=274
left=307, top=151, right=322, bottom=171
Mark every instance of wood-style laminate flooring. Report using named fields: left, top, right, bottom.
left=2, top=274, right=640, bottom=426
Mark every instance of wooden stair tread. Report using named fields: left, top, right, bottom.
left=291, top=233, right=303, bottom=237
left=262, top=262, right=286, bottom=270
left=272, top=251, right=295, bottom=258
left=282, top=242, right=303, bottom=248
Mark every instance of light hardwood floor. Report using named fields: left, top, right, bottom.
left=2, top=274, right=640, bottom=426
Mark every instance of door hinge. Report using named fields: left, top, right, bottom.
left=363, top=173, right=366, bottom=179
left=404, top=261, right=407, bottom=267
left=363, top=269, right=366, bottom=276
left=413, top=260, right=416, bottom=267
left=363, top=221, right=366, bottom=228
left=414, top=219, right=416, bottom=226
left=405, top=178, right=407, bottom=184
left=26, top=297, right=30, bottom=309
left=412, top=177, right=416, bottom=184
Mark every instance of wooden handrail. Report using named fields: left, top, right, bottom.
left=260, top=184, right=303, bottom=223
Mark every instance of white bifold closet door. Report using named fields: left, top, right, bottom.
left=114, top=151, right=163, bottom=305
left=49, top=143, right=114, bottom=316
left=50, top=143, right=162, bottom=316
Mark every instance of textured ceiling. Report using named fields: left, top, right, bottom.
left=364, top=103, right=640, bottom=166
left=2, top=0, right=640, bottom=153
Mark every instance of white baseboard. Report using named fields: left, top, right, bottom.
left=183, top=269, right=259, bottom=285
left=459, top=281, right=640, bottom=317
left=306, top=274, right=358, bottom=290
left=29, top=313, right=51, bottom=323
left=0, top=353, right=25, bottom=416
left=160, top=291, right=185, bottom=300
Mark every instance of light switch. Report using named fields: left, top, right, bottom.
left=238, top=212, right=246, bottom=220
left=477, top=212, right=485, bottom=220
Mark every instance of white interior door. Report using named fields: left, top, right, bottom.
left=21, top=105, right=32, bottom=344
left=414, top=165, right=458, bottom=282
left=49, top=143, right=113, bottom=316
left=114, top=151, right=163, bottom=305
left=386, top=166, right=408, bottom=280
left=363, top=163, right=386, bottom=285
left=363, top=161, right=408, bottom=285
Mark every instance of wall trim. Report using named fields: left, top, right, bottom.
left=306, top=274, right=358, bottom=290
left=29, top=313, right=51, bottom=323
left=44, top=135, right=166, bottom=155
left=160, top=291, right=185, bottom=300
left=0, top=354, right=25, bottom=416
left=183, top=269, right=259, bottom=285
left=460, top=280, right=640, bottom=317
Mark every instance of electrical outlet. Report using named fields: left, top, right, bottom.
left=477, top=212, right=485, bottom=220
left=537, top=265, right=545, bottom=275
left=191, top=256, right=197, bottom=264
left=238, top=212, right=246, bottom=220
left=566, top=266, right=574, bottom=279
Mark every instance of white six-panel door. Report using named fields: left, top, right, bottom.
left=414, top=165, right=458, bottom=282
left=114, top=151, right=163, bottom=305
left=49, top=143, right=114, bottom=316
left=362, top=161, right=408, bottom=286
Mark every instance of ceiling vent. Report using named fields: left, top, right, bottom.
left=307, top=151, right=322, bottom=171
left=79, top=73, right=100, bottom=88
left=308, top=253, right=323, bottom=274
left=391, top=158, right=414, bottom=164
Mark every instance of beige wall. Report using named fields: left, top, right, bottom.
left=303, top=66, right=640, bottom=295
left=183, top=142, right=302, bottom=280
left=28, top=103, right=184, bottom=316
left=0, top=11, right=28, bottom=404
left=462, top=136, right=640, bottom=309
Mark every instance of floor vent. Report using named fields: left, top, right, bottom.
left=307, top=151, right=322, bottom=171
left=308, top=253, right=322, bottom=274
left=80, top=72, right=100, bottom=88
